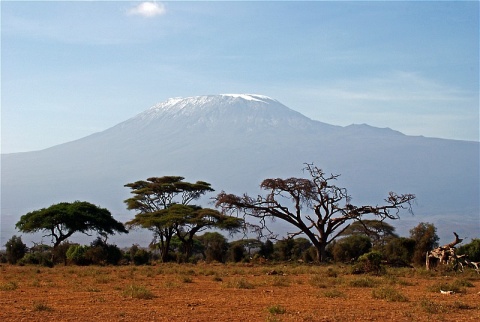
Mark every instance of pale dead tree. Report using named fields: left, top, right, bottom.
left=215, top=163, right=415, bottom=263
left=425, top=232, right=478, bottom=273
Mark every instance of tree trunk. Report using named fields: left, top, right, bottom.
left=314, top=243, right=327, bottom=263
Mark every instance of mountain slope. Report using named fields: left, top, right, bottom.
left=1, top=94, right=478, bottom=246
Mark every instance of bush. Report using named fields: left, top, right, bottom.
left=85, top=238, right=123, bottom=265
left=352, top=251, right=385, bottom=275
left=66, top=245, right=91, bottom=265
left=5, top=235, right=27, bottom=264
left=18, top=252, right=53, bottom=267
left=383, top=237, right=416, bottom=266
left=132, top=248, right=150, bottom=265
left=457, top=239, right=480, bottom=262
left=332, top=235, right=372, bottom=263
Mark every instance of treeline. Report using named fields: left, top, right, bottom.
left=2, top=222, right=480, bottom=269
left=3, top=168, right=479, bottom=270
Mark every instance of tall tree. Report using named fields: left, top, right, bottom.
left=125, top=176, right=240, bottom=262
left=216, top=163, right=415, bottom=262
left=15, top=201, right=127, bottom=262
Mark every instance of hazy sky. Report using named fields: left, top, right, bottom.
left=2, top=1, right=479, bottom=153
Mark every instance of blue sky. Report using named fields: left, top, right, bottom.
left=2, top=1, right=478, bottom=153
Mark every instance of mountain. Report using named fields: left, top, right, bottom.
left=1, top=94, right=479, bottom=246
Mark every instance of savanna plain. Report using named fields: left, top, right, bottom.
left=1, top=263, right=479, bottom=322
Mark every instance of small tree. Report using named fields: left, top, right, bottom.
left=409, top=222, right=439, bottom=266
left=5, top=235, right=27, bottom=264
left=216, top=163, right=415, bottom=262
left=16, top=201, right=128, bottom=262
left=125, top=176, right=242, bottom=262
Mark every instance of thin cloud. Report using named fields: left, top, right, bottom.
left=127, top=2, right=166, bottom=18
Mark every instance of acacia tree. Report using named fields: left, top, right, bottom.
left=15, top=201, right=128, bottom=262
left=340, top=220, right=398, bottom=249
left=125, top=176, right=241, bottom=262
left=215, top=163, right=415, bottom=262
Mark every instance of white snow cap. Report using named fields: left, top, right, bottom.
left=220, top=94, right=275, bottom=102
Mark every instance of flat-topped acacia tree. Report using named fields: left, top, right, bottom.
left=15, top=201, right=128, bottom=262
left=124, top=176, right=242, bottom=262
left=215, top=163, right=415, bottom=263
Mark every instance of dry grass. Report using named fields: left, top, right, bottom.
left=0, top=263, right=479, bottom=321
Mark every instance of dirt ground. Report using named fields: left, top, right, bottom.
left=1, top=263, right=479, bottom=322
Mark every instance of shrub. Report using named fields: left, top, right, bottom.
left=352, top=251, right=385, bottom=275
left=5, top=235, right=27, bottom=264
left=66, top=245, right=91, bottom=265
left=332, top=235, right=372, bottom=263
left=133, top=249, right=150, bottom=265
left=18, top=252, right=53, bottom=267
left=457, top=239, right=480, bottom=262
left=349, top=277, right=378, bottom=288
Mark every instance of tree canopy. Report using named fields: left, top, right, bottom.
left=125, top=176, right=242, bottom=262
left=216, top=163, right=415, bottom=262
left=15, top=201, right=128, bottom=251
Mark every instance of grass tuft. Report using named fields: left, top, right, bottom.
left=0, top=281, right=18, bottom=291
left=122, top=284, right=155, bottom=299
left=349, top=277, right=378, bottom=288
left=33, top=301, right=53, bottom=312
left=268, top=305, right=286, bottom=315
left=372, top=287, right=408, bottom=302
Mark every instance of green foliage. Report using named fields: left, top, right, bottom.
left=272, top=238, right=312, bottom=261
left=197, top=232, right=229, bottom=263
left=5, top=235, right=27, bottom=264
left=15, top=201, right=127, bottom=252
left=457, top=238, right=480, bottom=262
left=125, top=176, right=242, bottom=262
left=66, top=245, right=91, bottom=265
left=18, top=244, right=53, bottom=267
left=229, top=242, right=245, bottom=262
left=352, top=251, right=385, bottom=275
left=85, top=238, right=123, bottom=265
left=332, top=235, right=372, bottom=263
left=258, top=239, right=274, bottom=259
left=341, top=220, right=398, bottom=249
left=409, top=222, right=439, bottom=266
left=129, top=245, right=150, bottom=265
left=383, top=237, right=416, bottom=266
